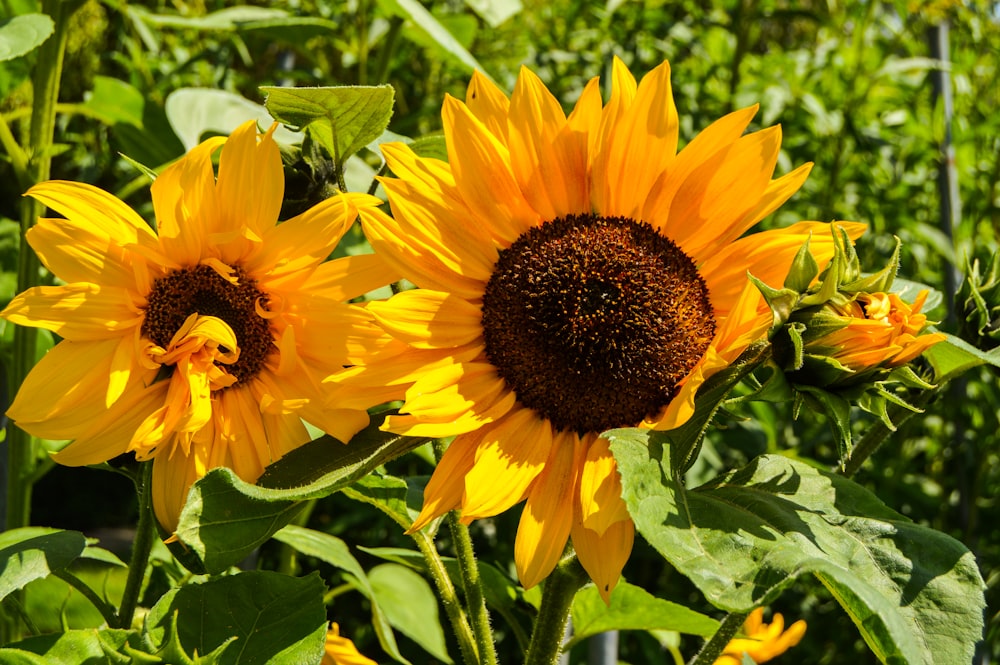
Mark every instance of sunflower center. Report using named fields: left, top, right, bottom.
left=481, top=213, right=716, bottom=435
left=142, top=264, right=273, bottom=385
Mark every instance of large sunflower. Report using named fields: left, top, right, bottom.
left=335, top=59, right=865, bottom=599
left=3, top=120, right=396, bottom=531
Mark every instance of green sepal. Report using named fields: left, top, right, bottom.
left=748, top=273, right=800, bottom=332
left=794, top=385, right=854, bottom=460
left=841, top=237, right=900, bottom=295
left=782, top=233, right=819, bottom=292
left=956, top=249, right=1000, bottom=349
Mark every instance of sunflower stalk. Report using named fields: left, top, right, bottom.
left=686, top=610, right=750, bottom=665
left=6, top=0, right=73, bottom=537
left=445, top=511, right=499, bottom=665
left=411, top=529, right=480, bottom=665
left=523, top=555, right=589, bottom=665
left=839, top=384, right=939, bottom=478
left=116, top=461, right=156, bottom=629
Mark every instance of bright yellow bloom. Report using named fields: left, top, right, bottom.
left=713, top=608, right=806, bottom=664
left=814, top=290, right=945, bottom=371
left=3, top=120, right=396, bottom=531
left=334, top=58, right=865, bottom=600
left=321, top=623, right=376, bottom=665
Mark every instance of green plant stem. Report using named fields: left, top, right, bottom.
left=0, top=113, right=30, bottom=191
left=840, top=386, right=938, bottom=478
left=412, top=530, right=479, bottom=665
left=445, top=511, right=498, bottom=665
left=373, top=15, right=404, bottom=84
left=687, top=611, right=749, bottom=665
left=52, top=570, right=119, bottom=627
left=6, top=0, right=72, bottom=539
left=2, top=594, right=39, bottom=636
left=116, top=462, right=156, bottom=629
left=523, top=556, right=588, bottom=665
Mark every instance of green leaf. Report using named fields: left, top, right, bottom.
left=80, top=76, right=145, bottom=127
left=609, top=431, right=985, bottom=665
left=171, top=416, right=428, bottom=574
left=143, top=571, right=327, bottom=665
left=368, top=563, right=452, bottom=663
left=164, top=88, right=299, bottom=151
left=235, top=16, right=339, bottom=43
left=0, top=629, right=132, bottom=665
left=272, top=525, right=409, bottom=664
left=261, top=85, right=395, bottom=171
left=130, top=5, right=290, bottom=30
left=923, top=332, right=1000, bottom=383
left=462, top=0, right=523, bottom=27
left=0, top=14, right=54, bottom=61
left=0, top=528, right=87, bottom=602
left=567, top=582, right=718, bottom=648
left=341, top=473, right=424, bottom=529
left=374, top=0, right=485, bottom=73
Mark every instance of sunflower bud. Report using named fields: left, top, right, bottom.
left=759, top=226, right=945, bottom=459
left=956, top=250, right=1000, bottom=350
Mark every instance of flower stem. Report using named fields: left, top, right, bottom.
left=523, top=555, right=589, bottom=665
left=840, top=386, right=938, bottom=478
left=411, top=530, right=479, bottom=665
left=446, top=511, right=498, bottom=665
left=116, top=461, right=156, bottom=629
left=687, top=610, right=749, bottom=665
left=5, top=0, right=73, bottom=535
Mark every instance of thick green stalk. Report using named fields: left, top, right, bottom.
left=116, top=462, right=156, bottom=629
left=687, top=611, right=749, bottom=665
left=411, top=530, right=479, bottom=665
left=6, top=0, right=72, bottom=533
left=446, top=511, right=498, bottom=665
left=840, top=386, right=938, bottom=478
left=523, top=556, right=588, bottom=665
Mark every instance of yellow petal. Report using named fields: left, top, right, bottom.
left=507, top=66, right=587, bottom=220
left=571, top=516, right=635, bottom=604
left=152, top=135, right=227, bottom=266
left=578, top=436, right=630, bottom=536
left=151, top=431, right=205, bottom=533
left=306, top=253, right=401, bottom=302
left=367, top=289, right=483, bottom=350
left=593, top=59, right=678, bottom=219
left=460, top=408, right=552, bottom=520
left=443, top=95, right=540, bottom=244
left=465, top=70, right=510, bottom=142
left=514, top=431, right=583, bottom=589
left=25, top=180, right=157, bottom=244
left=409, top=432, right=482, bottom=532
left=248, top=192, right=381, bottom=281
left=2, top=283, right=142, bottom=341
left=215, top=121, right=283, bottom=240
left=27, top=216, right=147, bottom=288
left=360, top=206, right=486, bottom=299
left=643, top=104, right=758, bottom=229
left=669, top=126, right=782, bottom=259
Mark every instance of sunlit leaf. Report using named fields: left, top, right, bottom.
left=567, top=582, right=718, bottom=648
left=262, top=85, right=395, bottom=170
left=0, top=629, right=132, bottom=665
left=0, top=14, right=54, bottom=61
left=923, top=333, right=1000, bottom=383
left=609, top=431, right=985, bottom=665
left=374, top=0, right=485, bottom=73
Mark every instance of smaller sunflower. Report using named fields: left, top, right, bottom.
left=321, top=622, right=376, bottom=665
left=713, top=608, right=806, bottom=665
left=3, top=120, right=397, bottom=531
left=332, top=58, right=865, bottom=599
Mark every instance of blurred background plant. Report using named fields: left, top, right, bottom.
left=0, top=0, right=997, bottom=663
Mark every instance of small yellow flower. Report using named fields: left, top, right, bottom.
left=714, top=608, right=806, bottom=665
left=2, top=120, right=396, bottom=531
left=332, top=57, right=865, bottom=600
left=321, top=622, right=377, bottom=665
left=812, top=290, right=945, bottom=373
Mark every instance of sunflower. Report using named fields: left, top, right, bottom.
left=2, top=120, right=396, bottom=532
left=334, top=58, right=865, bottom=599
left=713, top=608, right=806, bottom=665
left=321, top=622, right=376, bottom=665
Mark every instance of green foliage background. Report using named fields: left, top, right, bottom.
left=1, top=0, right=998, bottom=662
